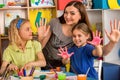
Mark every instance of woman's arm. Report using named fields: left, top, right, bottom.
left=38, top=27, right=51, bottom=48
left=103, top=20, right=120, bottom=56
left=37, top=24, right=51, bottom=48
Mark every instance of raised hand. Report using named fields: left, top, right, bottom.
left=58, top=47, right=74, bottom=59
left=105, top=19, right=120, bottom=43
left=88, top=31, right=102, bottom=46
left=37, top=18, right=50, bottom=41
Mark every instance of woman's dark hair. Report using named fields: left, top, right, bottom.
left=59, top=1, right=93, bottom=39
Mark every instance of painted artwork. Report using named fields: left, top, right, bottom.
left=4, top=10, right=24, bottom=27
left=30, top=0, right=54, bottom=7
left=4, top=0, right=25, bottom=6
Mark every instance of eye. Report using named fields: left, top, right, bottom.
left=70, top=12, right=75, bottom=15
left=72, top=35, right=76, bottom=38
left=78, top=34, right=82, bottom=37
left=64, top=11, right=68, bottom=14
left=26, top=27, right=30, bottom=31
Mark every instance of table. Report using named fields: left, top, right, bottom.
left=1, top=70, right=97, bottom=80
left=9, top=71, right=77, bottom=80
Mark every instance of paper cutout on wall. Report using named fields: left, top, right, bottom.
left=29, top=9, right=52, bottom=34
left=35, top=12, right=42, bottom=27
left=108, top=0, right=120, bottom=9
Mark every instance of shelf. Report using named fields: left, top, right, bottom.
left=0, top=35, right=8, bottom=39
left=0, top=7, right=28, bottom=10
left=29, top=6, right=56, bottom=9
left=86, top=9, right=102, bottom=11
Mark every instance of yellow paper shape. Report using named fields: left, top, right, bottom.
left=29, top=9, right=53, bottom=34
left=108, top=0, right=120, bottom=9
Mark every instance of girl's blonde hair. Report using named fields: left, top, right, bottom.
left=8, top=18, right=29, bottom=47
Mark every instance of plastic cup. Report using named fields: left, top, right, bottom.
left=40, top=75, right=46, bottom=80
left=56, top=67, right=61, bottom=71
left=46, top=73, right=56, bottom=79
left=77, top=74, right=87, bottom=80
left=58, top=73, right=66, bottom=80
left=61, top=67, right=66, bottom=72
left=21, top=76, right=33, bottom=80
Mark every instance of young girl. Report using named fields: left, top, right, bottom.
left=59, top=23, right=103, bottom=79
left=0, top=18, right=46, bottom=74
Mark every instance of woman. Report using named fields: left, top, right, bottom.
left=37, top=1, right=120, bottom=69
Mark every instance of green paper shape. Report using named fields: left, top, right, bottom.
left=35, top=12, right=42, bottom=27
left=31, top=0, right=35, bottom=3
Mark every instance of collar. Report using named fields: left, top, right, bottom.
left=10, top=40, right=33, bottom=52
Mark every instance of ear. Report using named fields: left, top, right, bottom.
left=86, top=34, right=90, bottom=40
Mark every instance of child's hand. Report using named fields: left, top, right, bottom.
left=58, top=47, right=74, bottom=59
left=8, top=64, right=18, bottom=71
left=17, top=68, right=23, bottom=76
left=105, top=19, right=120, bottom=43
left=88, top=31, right=102, bottom=46
left=23, top=62, right=33, bottom=70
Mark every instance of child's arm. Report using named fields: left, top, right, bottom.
left=103, top=20, right=120, bottom=56
left=23, top=51, right=46, bottom=69
left=87, top=31, right=103, bottom=57
left=92, top=45, right=103, bottom=57
left=0, top=61, right=9, bottom=75
left=62, top=58, right=70, bottom=64
left=0, top=61, right=18, bottom=75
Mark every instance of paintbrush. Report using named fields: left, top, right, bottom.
left=29, top=66, right=35, bottom=76
left=47, top=62, right=58, bottom=78
left=0, top=61, right=11, bottom=80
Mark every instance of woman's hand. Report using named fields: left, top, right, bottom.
left=37, top=18, right=50, bottom=41
left=58, top=47, right=74, bottom=59
left=87, top=31, right=102, bottom=46
left=105, top=19, right=120, bottom=43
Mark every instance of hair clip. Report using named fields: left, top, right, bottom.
left=16, top=19, right=23, bottom=29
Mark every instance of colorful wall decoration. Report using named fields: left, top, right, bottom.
left=93, top=0, right=120, bottom=9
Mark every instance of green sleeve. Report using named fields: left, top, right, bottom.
left=33, top=40, right=42, bottom=55
left=2, top=48, right=12, bottom=62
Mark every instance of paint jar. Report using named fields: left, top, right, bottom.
left=77, top=74, right=87, bottom=80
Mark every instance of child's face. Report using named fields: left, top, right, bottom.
left=18, top=21, right=33, bottom=41
left=64, top=6, right=81, bottom=26
left=72, top=29, right=89, bottom=47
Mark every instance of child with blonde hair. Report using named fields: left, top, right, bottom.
left=0, top=18, right=46, bottom=74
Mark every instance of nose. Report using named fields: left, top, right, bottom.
left=66, top=13, right=71, bottom=19
left=75, top=36, right=79, bottom=40
left=30, top=28, right=33, bottom=33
